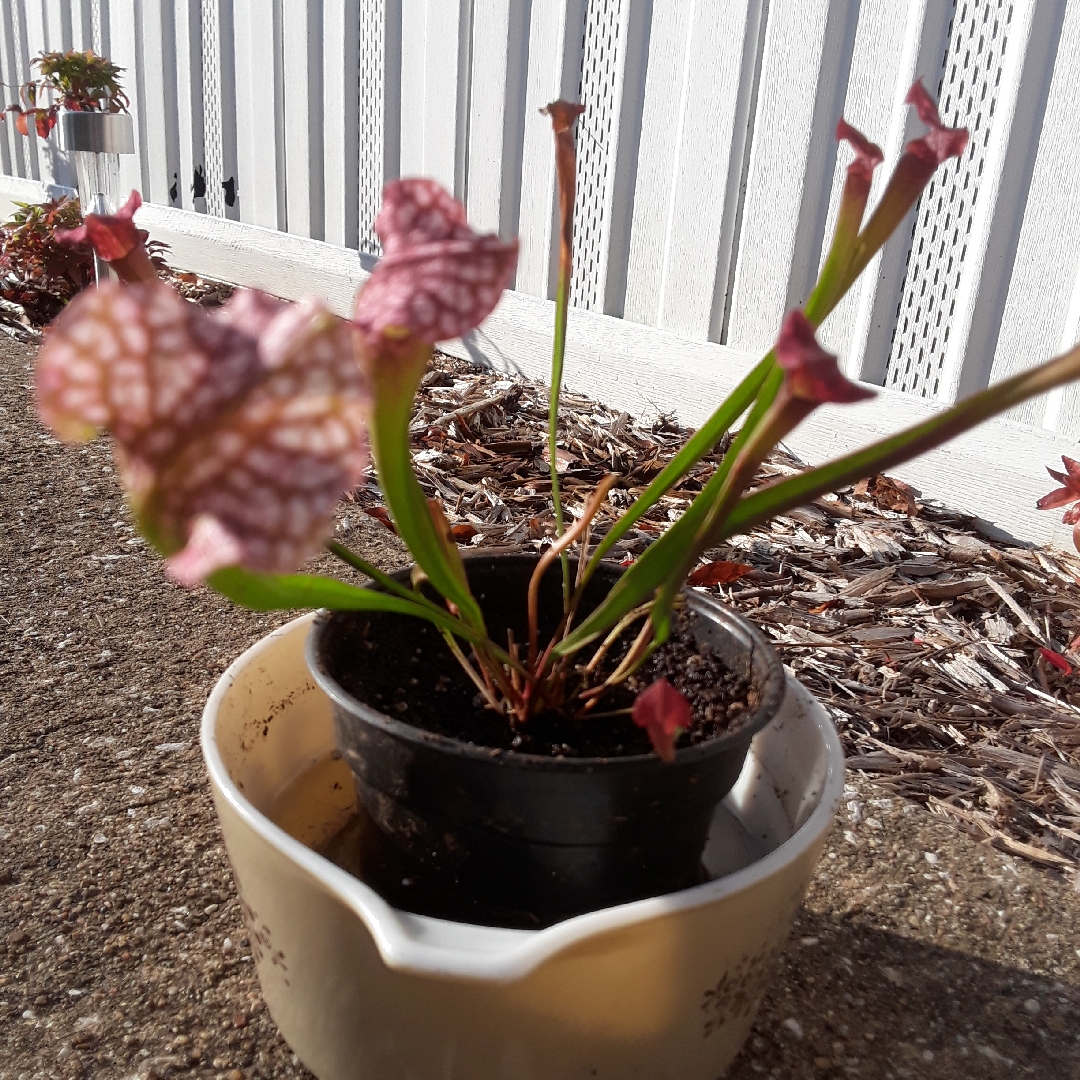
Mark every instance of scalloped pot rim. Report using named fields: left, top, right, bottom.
left=200, top=612, right=845, bottom=982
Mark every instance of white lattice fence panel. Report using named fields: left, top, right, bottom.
left=885, top=0, right=1014, bottom=399
left=571, top=0, right=622, bottom=311
left=359, top=0, right=385, bottom=255
left=200, top=0, right=226, bottom=217
left=91, top=0, right=105, bottom=54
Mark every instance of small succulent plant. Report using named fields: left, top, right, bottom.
left=2, top=49, right=128, bottom=139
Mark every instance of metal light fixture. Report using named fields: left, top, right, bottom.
left=60, top=111, right=136, bottom=282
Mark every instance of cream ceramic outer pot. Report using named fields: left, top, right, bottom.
left=201, top=613, right=844, bottom=1080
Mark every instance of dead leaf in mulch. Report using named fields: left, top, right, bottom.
left=687, top=560, right=754, bottom=586
left=363, top=506, right=397, bottom=533
left=450, top=522, right=479, bottom=543
left=527, top=516, right=553, bottom=539
left=541, top=445, right=578, bottom=472
left=1039, top=647, right=1072, bottom=675
left=854, top=474, right=919, bottom=516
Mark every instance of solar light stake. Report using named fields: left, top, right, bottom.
left=60, top=111, right=135, bottom=283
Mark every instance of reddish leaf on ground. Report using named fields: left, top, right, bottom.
left=632, top=678, right=692, bottom=763
left=527, top=516, right=552, bottom=540
left=687, top=560, right=754, bottom=587
left=1039, top=647, right=1072, bottom=675
left=450, top=522, right=479, bottom=543
left=363, top=506, right=397, bottom=533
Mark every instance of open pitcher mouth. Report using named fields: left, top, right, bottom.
left=201, top=613, right=846, bottom=981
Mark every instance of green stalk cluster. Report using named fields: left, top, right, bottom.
left=208, top=88, right=1080, bottom=728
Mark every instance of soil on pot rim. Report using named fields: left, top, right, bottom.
left=326, top=605, right=760, bottom=758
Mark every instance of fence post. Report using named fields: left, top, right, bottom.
left=282, top=0, right=324, bottom=240
left=622, top=2, right=762, bottom=337
left=323, top=0, right=360, bottom=249
left=990, top=0, right=1080, bottom=434
left=18, top=1, right=46, bottom=182
left=42, top=0, right=73, bottom=52
left=466, top=0, right=529, bottom=241
left=515, top=0, right=587, bottom=300
left=138, top=1, right=181, bottom=207
left=174, top=0, right=206, bottom=213
left=724, top=0, right=860, bottom=356
left=104, top=0, right=146, bottom=197
left=232, top=0, right=285, bottom=229
left=398, top=0, right=471, bottom=197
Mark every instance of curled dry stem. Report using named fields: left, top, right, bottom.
left=578, top=615, right=655, bottom=713
left=583, top=602, right=653, bottom=675
left=527, top=474, right=618, bottom=667
left=441, top=632, right=503, bottom=713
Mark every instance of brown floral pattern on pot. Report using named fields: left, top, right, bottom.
left=700, top=939, right=786, bottom=1039
left=238, top=895, right=288, bottom=986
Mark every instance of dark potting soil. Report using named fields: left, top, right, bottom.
left=327, top=606, right=760, bottom=758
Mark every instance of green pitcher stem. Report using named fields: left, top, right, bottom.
left=724, top=341, right=1080, bottom=539
left=550, top=258, right=571, bottom=608
left=368, top=356, right=486, bottom=631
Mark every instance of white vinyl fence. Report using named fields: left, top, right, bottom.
left=3, top=0, right=1080, bottom=547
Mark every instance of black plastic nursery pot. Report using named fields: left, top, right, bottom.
left=306, top=554, right=786, bottom=928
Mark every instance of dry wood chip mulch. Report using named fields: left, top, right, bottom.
left=343, top=352, right=1080, bottom=875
